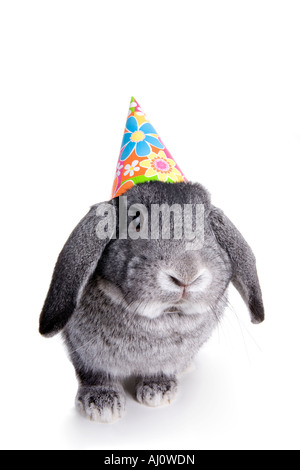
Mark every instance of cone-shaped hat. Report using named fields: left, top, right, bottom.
left=112, top=97, right=187, bottom=198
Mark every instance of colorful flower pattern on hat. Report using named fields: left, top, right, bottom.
left=140, top=151, right=184, bottom=183
left=120, top=117, right=164, bottom=161
left=112, top=97, right=187, bottom=198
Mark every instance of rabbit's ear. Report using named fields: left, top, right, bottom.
left=39, top=201, right=116, bottom=337
left=209, top=206, right=264, bottom=324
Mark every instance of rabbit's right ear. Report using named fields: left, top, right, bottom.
left=39, top=201, right=117, bottom=337
left=209, top=206, right=264, bottom=324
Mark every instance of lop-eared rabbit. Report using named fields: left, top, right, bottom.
left=40, top=181, right=264, bottom=422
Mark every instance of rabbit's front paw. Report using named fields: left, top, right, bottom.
left=76, top=384, right=126, bottom=423
left=135, top=376, right=178, bottom=407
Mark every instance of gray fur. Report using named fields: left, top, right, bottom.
left=136, top=376, right=178, bottom=407
left=39, top=200, right=117, bottom=337
left=76, top=383, right=126, bottom=423
left=40, top=181, right=264, bottom=422
left=209, top=206, right=264, bottom=324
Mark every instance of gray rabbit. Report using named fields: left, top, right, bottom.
left=39, top=181, right=264, bottom=422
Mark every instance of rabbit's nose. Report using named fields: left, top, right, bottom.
left=169, top=275, right=187, bottom=288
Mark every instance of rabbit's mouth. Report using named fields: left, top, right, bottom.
left=163, top=306, right=184, bottom=315
left=165, top=298, right=212, bottom=316
left=131, top=297, right=212, bottom=319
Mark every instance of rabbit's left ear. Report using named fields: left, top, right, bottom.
left=209, top=206, right=264, bottom=324
left=39, top=200, right=116, bottom=337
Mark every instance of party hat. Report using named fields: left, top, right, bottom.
left=111, top=97, right=187, bottom=198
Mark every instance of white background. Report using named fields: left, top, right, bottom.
left=1, top=0, right=300, bottom=450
